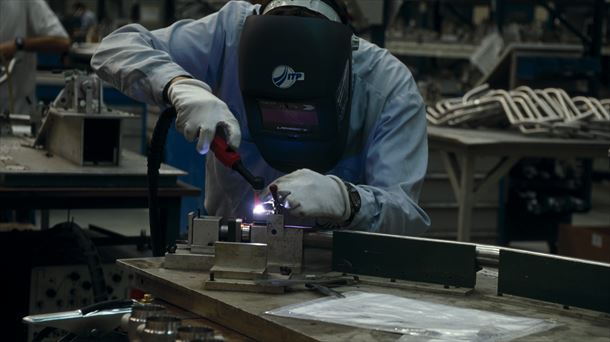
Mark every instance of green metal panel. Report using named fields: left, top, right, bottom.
left=332, top=231, right=478, bottom=288
left=498, top=250, right=610, bottom=314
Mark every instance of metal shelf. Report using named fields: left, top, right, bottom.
left=386, top=40, right=610, bottom=60
left=386, top=40, right=477, bottom=59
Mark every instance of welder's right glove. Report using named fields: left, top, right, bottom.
left=167, top=78, right=241, bottom=154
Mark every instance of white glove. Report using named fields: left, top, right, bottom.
left=263, top=169, right=351, bottom=221
left=167, top=78, right=241, bottom=154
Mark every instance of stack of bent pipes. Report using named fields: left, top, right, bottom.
left=427, top=84, right=610, bottom=139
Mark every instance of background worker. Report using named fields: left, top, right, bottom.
left=0, top=0, right=70, bottom=115
left=91, top=0, right=430, bottom=235
left=65, top=1, right=97, bottom=42
left=0, top=0, right=70, bottom=224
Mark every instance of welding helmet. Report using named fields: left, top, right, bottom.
left=239, top=0, right=353, bottom=173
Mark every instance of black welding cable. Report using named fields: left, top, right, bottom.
left=147, top=107, right=177, bottom=257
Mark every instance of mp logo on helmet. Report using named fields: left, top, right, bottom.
left=272, top=65, right=305, bottom=89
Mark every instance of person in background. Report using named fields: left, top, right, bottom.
left=70, top=1, right=97, bottom=42
left=0, top=0, right=70, bottom=224
left=0, top=0, right=70, bottom=115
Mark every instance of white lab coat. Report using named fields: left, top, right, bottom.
left=0, top=0, right=68, bottom=114
left=92, top=1, right=431, bottom=235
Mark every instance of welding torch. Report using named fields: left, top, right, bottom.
left=148, top=107, right=264, bottom=256
left=209, top=134, right=265, bottom=192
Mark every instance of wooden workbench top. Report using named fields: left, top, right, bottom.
left=427, top=126, right=610, bottom=157
left=0, top=136, right=186, bottom=188
left=118, top=253, right=610, bottom=342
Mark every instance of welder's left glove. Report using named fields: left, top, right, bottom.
left=263, top=169, right=351, bottom=221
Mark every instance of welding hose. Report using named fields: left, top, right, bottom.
left=147, top=107, right=177, bottom=257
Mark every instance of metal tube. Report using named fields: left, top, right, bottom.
left=476, top=245, right=500, bottom=267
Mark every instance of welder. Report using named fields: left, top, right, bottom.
left=91, top=0, right=430, bottom=235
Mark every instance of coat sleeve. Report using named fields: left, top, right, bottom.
left=90, top=1, right=251, bottom=107
left=27, top=0, right=69, bottom=38
left=351, top=74, right=431, bottom=235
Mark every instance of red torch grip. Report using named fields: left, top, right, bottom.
left=210, top=135, right=241, bottom=169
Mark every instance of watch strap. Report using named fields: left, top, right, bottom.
left=342, top=181, right=361, bottom=226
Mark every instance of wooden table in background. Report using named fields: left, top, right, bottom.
left=427, top=126, right=610, bottom=242
left=0, top=136, right=200, bottom=252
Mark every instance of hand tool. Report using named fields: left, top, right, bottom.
left=305, top=283, right=345, bottom=298
left=210, top=134, right=265, bottom=192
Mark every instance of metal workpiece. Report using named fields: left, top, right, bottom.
left=168, top=211, right=305, bottom=276
left=427, top=84, right=610, bottom=139
left=33, top=70, right=136, bottom=166
left=268, top=184, right=284, bottom=214
left=187, top=212, right=196, bottom=247
left=167, top=212, right=305, bottom=284
left=190, top=216, right=222, bottom=255
left=137, top=315, right=182, bottom=342
left=221, top=218, right=245, bottom=243
left=50, top=71, right=103, bottom=115
left=203, top=241, right=286, bottom=294
left=462, top=83, right=491, bottom=103
left=164, top=214, right=222, bottom=270
left=176, top=326, right=215, bottom=342
left=22, top=299, right=135, bottom=337
left=209, top=241, right=268, bottom=280
left=265, top=214, right=304, bottom=274
left=122, top=303, right=166, bottom=341
left=475, top=245, right=500, bottom=267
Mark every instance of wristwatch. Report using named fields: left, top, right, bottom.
left=343, top=181, right=361, bottom=226
left=14, top=37, right=25, bottom=51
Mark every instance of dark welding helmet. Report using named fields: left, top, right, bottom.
left=238, top=3, right=353, bottom=173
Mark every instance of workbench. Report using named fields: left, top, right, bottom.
left=427, top=126, right=610, bottom=242
left=117, top=249, right=610, bottom=342
left=0, top=136, right=199, bottom=247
